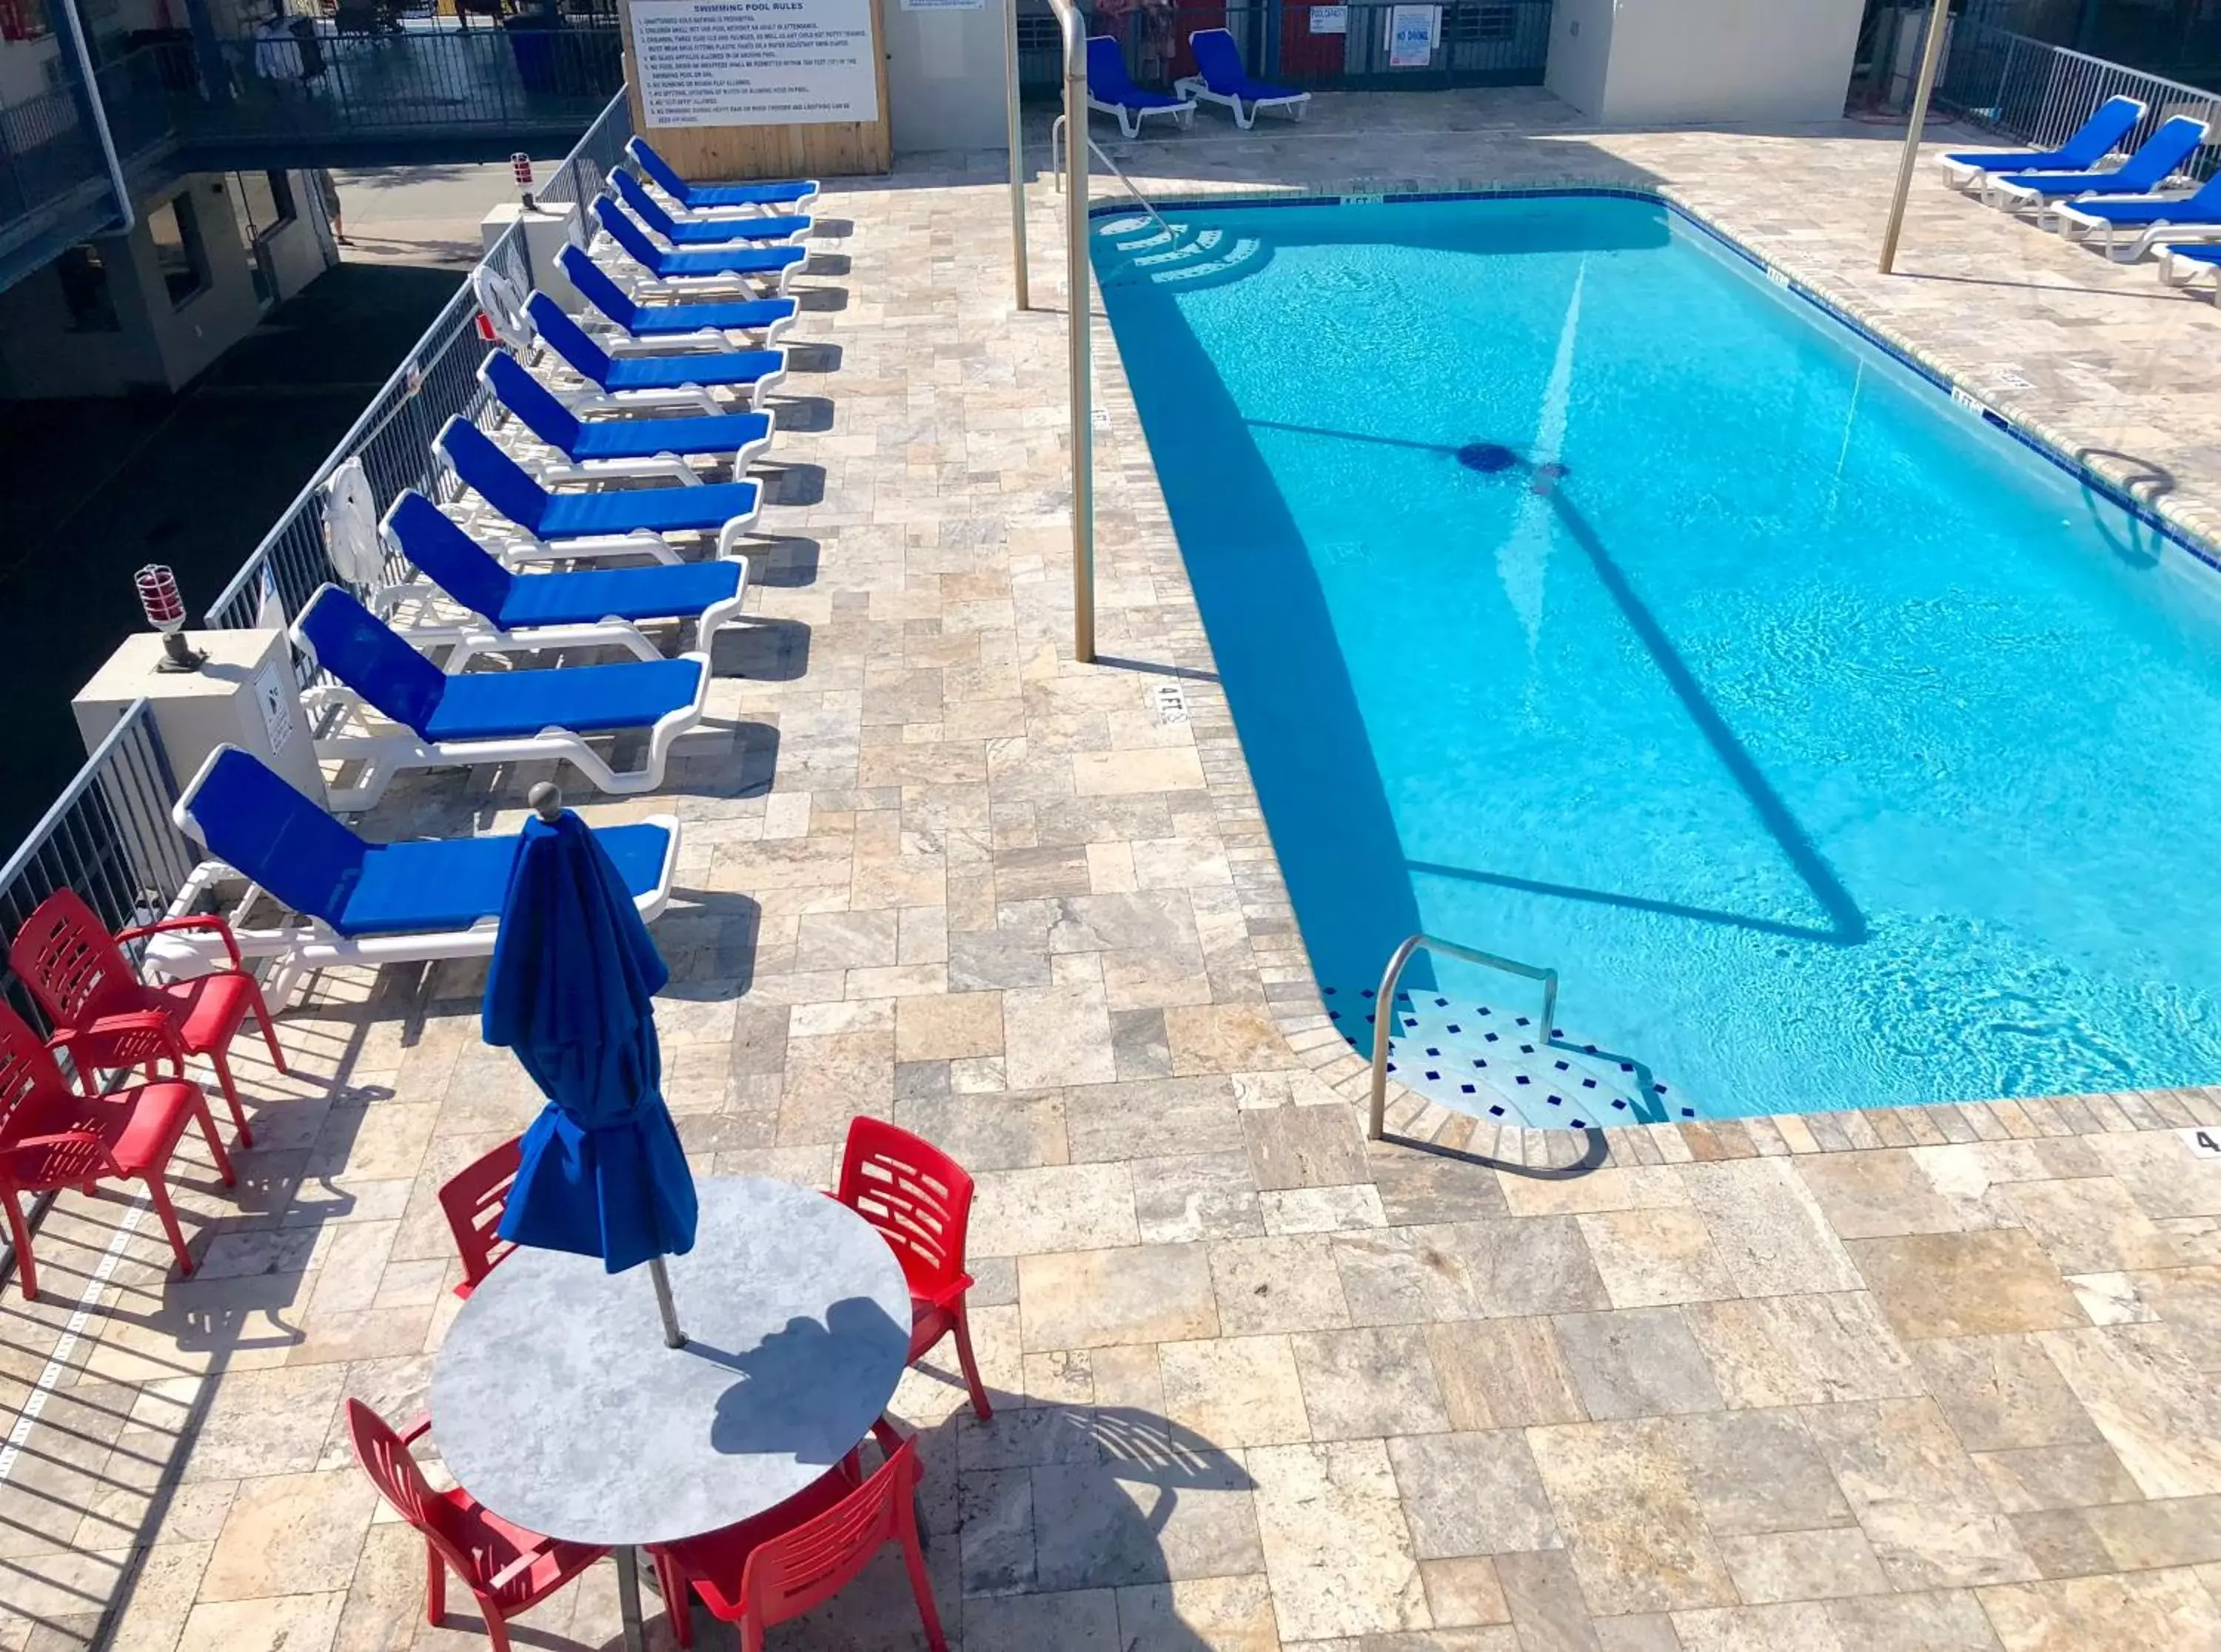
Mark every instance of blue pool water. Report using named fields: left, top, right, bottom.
left=1094, top=192, right=2221, bottom=1122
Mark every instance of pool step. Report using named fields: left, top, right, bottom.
left=1093, top=216, right=1270, bottom=290
left=1324, top=984, right=1692, bottom=1131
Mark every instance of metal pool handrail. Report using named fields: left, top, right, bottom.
left=1367, top=933, right=1561, bottom=1140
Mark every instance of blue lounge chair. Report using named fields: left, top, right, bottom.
left=2051, top=167, right=2221, bottom=258
left=293, top=585, right=711, bottom=807
left=626, top=137, right=818, bottom=214
left=526, top=291, right=788, bottom=410
left=559, top=244, right=797, bottom=346
left=610, top=168, right=811, bottom=245
left=383, top=491, right=751, bottom=656
left=1085, top=36, right=1195, bottom=138
left=480, top=352, right=774, bottom=483
left=1984, top=115, right=2210, bottom=210
left=167, top=745, right=678, bottom=1007
left=436, top=416, right=761, bottom=560
left=1939, top=95, right=2145, bottom=190
left=1175, top=28, right=1308, bottom=128
left=592, top=196, right=807, bottom=292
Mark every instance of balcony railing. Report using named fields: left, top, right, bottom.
left=1940, top=19, right=2221, bottom=180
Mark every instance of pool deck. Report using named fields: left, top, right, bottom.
left=11, top=88, right=2221, bottom=1652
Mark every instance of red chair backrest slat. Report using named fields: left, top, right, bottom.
left=743, top=1438, right=917, bottom=1628
left=9, top=891, right=144, bottom=1030
left=438, top=1137, right=523, bottom=1289
left=836, top=1118, right=971, bottom=1298
left=0, top=1003, right=71, bottom=1144
left=343, top=1400, right=480, bottom=1577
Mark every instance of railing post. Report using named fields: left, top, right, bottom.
left=1046, top=0, right=1093, bottom=663
left=1006, top=0, right=1029, bottom=312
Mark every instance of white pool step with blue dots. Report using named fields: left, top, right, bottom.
left=1320, top=983, right=1693, bottom=1131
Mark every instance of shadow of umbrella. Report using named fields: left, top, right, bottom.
left=701, top=1294, right=911, bottom=1465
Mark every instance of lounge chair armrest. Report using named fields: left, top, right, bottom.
left=485, top=1538, right=559, bottom=1592
left=61, top=1010, right=189, bottom=1073
left=117, top=913, right=249, bottom=970
left=717, top=517, right=756, bottom=560
left=399, top=1413, right=433, bottom=1443
left=919, top=1275, right=974, bottom=1312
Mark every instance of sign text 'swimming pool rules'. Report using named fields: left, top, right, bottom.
left=629, top=0, right=879, bottom=129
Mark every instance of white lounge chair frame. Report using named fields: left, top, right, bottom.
left=157, top=748, right=683, bottom=1010
left=2158, top=243, right=2221, bottom=290
left=1088, top=90, right=1195, bottom=139
left=2049, top=197, right=2221, bottom=261
left=474, top=360, right=775, bottom=489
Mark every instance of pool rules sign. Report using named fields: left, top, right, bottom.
left=629, top=0, right=880, bottom=128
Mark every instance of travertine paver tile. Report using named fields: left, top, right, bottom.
left=2077, top=1494, right=2221, bottom=1571
left=1497, top=1165, right=1689, bottom=1218
left=894, top=990, right=1006, bottom=1063
left=1002, top=981, right=1119, bottom=1088
left=1424, top=1318, right=1587, bottom=1430
left=891, top=1089, right=1068, bottom=1172
left=1367, top=1144, right=1512, bottom=1225
left=1796, top=1149, right=1966, bottom=1238
left=1907, top=1334, right=2103, bottom=1454
left=1065, top=1076, right=1246, bottom=1162
left=1418, top=1555, right=1512, bottom=1628
left=1132, top=1151, right=1267, bottom=1243
left=1845, top=1232, right=2085, bottom=1341
left=173, top=1591, right=346, bottom=1652
left=1488, top=1549, right=1594, bottom=1649
left=1211, top=1234, right=1355, bottom=1335
left=1975, top=1568, right=2221, bottom=1651
left=1823, top=1590, right=2006, bottom=1651
left=1551, top=1309, right=1724, bottom=1420
left=2035, top=1323, right=2221, bottom=1498
left=1019, top=1244, right=1219, bottom=1350
left=1683, top=1292, right=1924, bottom=1407
left=1290, top=1325, right=1452, bottom=1440
left=1030, top=1446, right=1264, bottom=1590
left=973, top=1161, right=1139, bottom=1255
left=1798, top=1398, right=2037, bottom=1590
left=1672, top=1602, right=1848, bottom=1652
left=1242, top=1105, right=1370, bottom=1191
left=2003, top=1508, right=2115, bottom=1580
left=2083, top=1130, right=2221, bottom=1220
left=1159, top=1334, right=1311, bottom=1447
left=1972, top=1441, right=2144, bottom=1514
left=1713, top=1527, right=1891, bottom=1604
left=964, top=1587, right=1122, bottom=1652
left=198, top=1469, right=378, bottom=1600
left=2000, top=1177, right=2184, bottom=1275
left=1247, top=1440, right=1430, bottom=1640
left=1386, top=1431, right=1562, bottom=1559
left=1575, top=1209, right=1737, bottom=1309
left=1680, top=1159, right=1860, bottom=1296
left=1114, top=1574, right=1280, bottom=1652
left=1671, top=1408, right=1853, bottom=1535
left=1526, top=1417, right=1737, bottom=1615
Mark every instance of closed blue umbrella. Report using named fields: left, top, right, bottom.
left=484, top=784, right=697, bottom=1345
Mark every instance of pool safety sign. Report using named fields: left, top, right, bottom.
left=629, top=0, right=880, bottom=129
left=1387, top=3, right=1438, bottom=66
left=1309, top=4, right=1347, bottom=33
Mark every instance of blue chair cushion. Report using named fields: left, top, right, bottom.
left=628, top=138, right=814, bottom=209
left=338, top=822, right=670, bottom=936
left=298, top=587, right=448, bottom=736
left=603, top=351, right=782, bottom=391
left=569, top=412, right=770, bottom=460
left=622, top=297, right=796, bottom=336
left=657, top=213, right=811, bottom=246
left=421, top=657, right=703, bottom=740
left=387, top=492, right=517, bottom=621
left=651, top=243, right=806, bottom=278
left=186, top=749, right=368, bottom=930
left=536, top=479, right=759, bottom=538
left=491, top=561, right=746, bottom=628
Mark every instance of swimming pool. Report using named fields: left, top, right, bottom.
left=1095, top=190, right=2221, bottom=1125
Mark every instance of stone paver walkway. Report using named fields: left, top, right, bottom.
left=7, top=88, right=2221, bottom=1652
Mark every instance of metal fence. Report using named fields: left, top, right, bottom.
left=1036, top=0, right=1553, bottom=95
left=0, top=702, right=199, bottom=1038
left=204, top=89, right=632, bottom=637
left=1939, top=20, right=2221, bottom=179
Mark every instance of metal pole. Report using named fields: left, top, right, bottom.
left=1007, top=0, right=1030, bottom=311
left=1879, top=0, right=1954, bottom=275
left=1048, top=0, right=1094, bottom=662
left=647, top=1255, right=686, bottom=1349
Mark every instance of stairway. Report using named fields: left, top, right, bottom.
left=1092, top=212, right=1271, bottom=290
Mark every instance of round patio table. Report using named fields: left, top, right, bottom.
left=429, top=1175, right=914, bottom=1651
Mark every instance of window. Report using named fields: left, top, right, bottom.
left=1015, top=13, right=1060, bottom=51
left=231, top=170, right=297, bottom=241
left=147, top=196, right=209, bottom=309
left=55, top=244, right=118, bottom=332
left=1444, top=2, right=1516, bottom=44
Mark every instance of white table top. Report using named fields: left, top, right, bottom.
left=429, top=1175, right=912, bottom=1547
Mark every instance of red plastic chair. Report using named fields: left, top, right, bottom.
left=835, top=1117, right=992, bottom=1420
left=344, top=1399, right=606, bottom=1652
left=649, top=1424, right=945, bottom=1652
left=0, top=1001, right=233, bottom=1300
left=438, top=1137, right=523, bottom=1297
left=10, top=890, right=287, bottom=1149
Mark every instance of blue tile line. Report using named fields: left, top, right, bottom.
left=1090, top=187, right=2221, bottom=574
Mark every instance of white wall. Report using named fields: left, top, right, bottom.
left=1547, top=0, right=1866, bottom=127
left=878, top=0, right=1011, bottom=155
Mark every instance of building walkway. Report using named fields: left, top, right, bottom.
left=4, top=90, right=2221, bottom=1652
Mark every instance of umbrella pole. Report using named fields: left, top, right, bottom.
left=648, top=1256, right=686, bottom=1349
